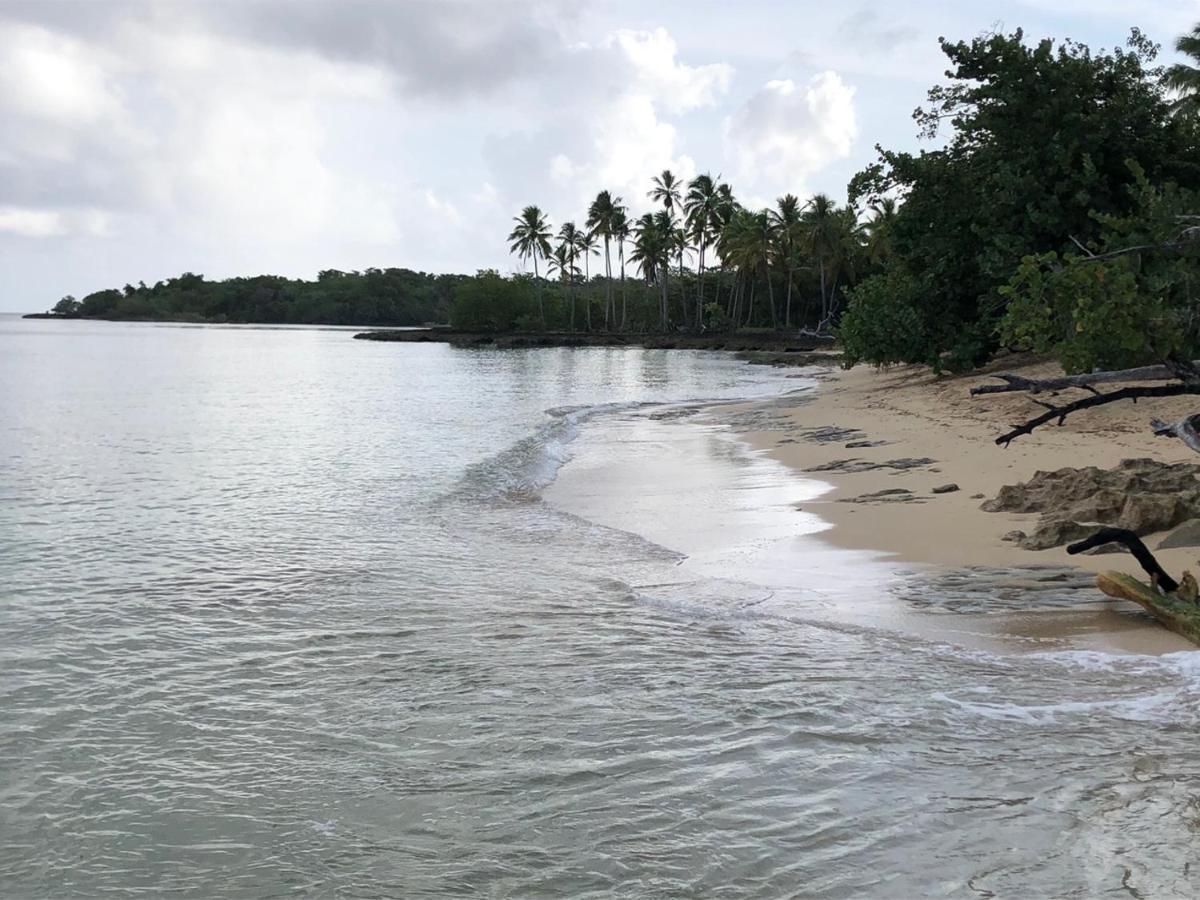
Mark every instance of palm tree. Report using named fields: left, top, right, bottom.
left=577, top=229, right=598, bottom=330
left=586, top=191, right=623, bottom=330
left=769, top=194, right=806, bottom=328
left=1165, top=22, right=1200, bottom=119
left=630, top=212, right=672, bottom=330
left=802, top=194, right=840, bottom=324
left=611, top=206, right=631, bottom=330
left=865, top=197, right=898, bottom=266
left=685, top=173, right=720, bottom=329
left=508, top=205, right=552, bottom=326
left=649, top=169, right=682, bottom=217
left=548, top=242, right=576, bottom=287
left=558, top=221, right=582, bottom=331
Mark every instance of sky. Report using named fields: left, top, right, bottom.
left=0, top=0, right=1197, bottom=311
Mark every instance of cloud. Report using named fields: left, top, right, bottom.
left=484, top=26, right=730, bottom=233
left=723, top=72, right=858, bottom=204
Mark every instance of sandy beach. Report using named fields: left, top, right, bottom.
left=735, top=355, right=1200, bottom=572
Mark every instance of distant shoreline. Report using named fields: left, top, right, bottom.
left=353, top=328, right=836, bottom=355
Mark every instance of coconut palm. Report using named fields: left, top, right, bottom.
left=649, top=169, right=682, bottom=217
left=557, top=221, right=582, bottom=331
left=508, top=205, right=552, bottom=326
left=586, top=190, right=623, bottom=330
left=864, top=197, right=898, bottom=266
left=576, top=229, right=599, bottom=330
left=548, top=242, right=576, bottom=286
left=611, top=206, right=631, bottom=330
left=630, top=212, right=672, bottom=330
left=685, top=173, right=720, bottom=328
left=1166, top=23, right=1200, bottom=119
left=802, top=194, right=841, bottom=323
left=769, top=193, right=806, bottom=328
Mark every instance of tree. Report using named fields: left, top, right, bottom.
left=685, top=173, right=720, bottom=329
left=611, top=206, right=631, bottom=330
left=649, top=169, right=682, bottom=217
left=577, top=229, right=598, bottom=330
left=586, top=190, right=622, bottom=330
left=1165, top=22, right=1200, bottom=119
left=557, top=221, right=582, bottom=330
left=630, top=212, right=671, bottom=329
left=801, top=194, right=840, bottom=324
left=769, top=193, right=806, bottom=328
left=51, top=295, right=80, bottom=316
left=507, top=205, right=552, bottom=327
left=845, top=28, right=1197, bottom=369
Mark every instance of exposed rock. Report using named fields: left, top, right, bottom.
left=845, top=439, right=888, bottom=449
left=806, top=457, right=935, bottom=474
left=932, top=483, right=960, bottom=494
left=840, top=488, right=922, bottom=504
left=1001, top=530, right=1026, bottom=543
left=801, top=426, right=864, bottom=444
left=1158, top=520, right=1200, bottom=549
left=971, top=493, right=985, bottom=499
left=982, top=458, right=1200, bottom=550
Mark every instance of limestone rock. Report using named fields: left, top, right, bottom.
left=932, top=483, right=960, bottom=494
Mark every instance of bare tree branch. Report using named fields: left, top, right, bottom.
left=993, top=383, right=1200, bottom=447
left=970, top=365, right=1189, bottom=396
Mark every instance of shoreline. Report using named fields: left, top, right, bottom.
left=720, top=358, right=1200, bottom=653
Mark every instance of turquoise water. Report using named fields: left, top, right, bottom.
left=4, top=318, right=1200, bottom=898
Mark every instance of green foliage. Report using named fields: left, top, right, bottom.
left=999, top=170, right=1200, bottom=372
left=847, top=27, right=1199, bottom=368
left=53, top=268, right=463, bottom=326
left=837, top=270, right=930, bottom=368
left=448, top=270, right=535, bottom=332
left=51, top=295, right=80, bottom=316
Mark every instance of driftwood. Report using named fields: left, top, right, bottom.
left=973, top=361, right=1200, bottom=450
left=1066, top=527, right=1179, bottom=592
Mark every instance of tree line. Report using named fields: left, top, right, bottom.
left=501, top=22, right=1200, bottom=371
left=47, top=268, right=465, bottom=326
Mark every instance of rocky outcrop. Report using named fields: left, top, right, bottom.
left=983, top=458, right=1200, bottom=550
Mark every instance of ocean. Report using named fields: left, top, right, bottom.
left=3, top=317, right=1200, bottom=898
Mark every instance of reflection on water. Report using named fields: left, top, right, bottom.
left=2, top=318, right=1200, bottom=898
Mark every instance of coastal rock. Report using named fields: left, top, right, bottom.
left=931, top=483, right=960, bottom=494
left=1158, top=521, right=1200, bottom=549
left=802, top=426, right=864, bottom=444
left=1001, top=530, right=1026, bottom=543
left=840, top=488, right=921, bottom=504
left=806, top=457, right=935, bottom=474
left=982, top=458, right=1200, bottom=550
left=845, top=439, right=888, bottom=449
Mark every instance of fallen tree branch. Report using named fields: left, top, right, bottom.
left=970, top=365, right=1189, bottom=396
left=1067, top=527, right=1179, bottom=593
left=993, top=383, right=1200, bottom=447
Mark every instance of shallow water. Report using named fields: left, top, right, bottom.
left=3, top=318, right=1200, bottom=898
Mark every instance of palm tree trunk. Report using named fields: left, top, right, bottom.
left=584, top=254, right=592, bottom=331
left=766, top=263, right=777, bottom=328
left=785, top=265, right=793, bottom=329
left=533, top=254, right=544, bottom=327
left=695, top=241, right=705, bottom=330
left=603, top=237, right=613, bottom=331
left=746, top=278, right=755, bottom=327
left=619, top=245, right=628, bottom=331
left=819, top=257, right=827, bottom=322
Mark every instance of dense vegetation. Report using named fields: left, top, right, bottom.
left=840, top=25, right=1200, bottom=372
left=47, top=269, right=464, bottom=326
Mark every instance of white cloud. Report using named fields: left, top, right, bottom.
left=0, top=206, right=110, bottom=238
left=724, top=72, right=858, bottom=204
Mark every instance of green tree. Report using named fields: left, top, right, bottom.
left=685, top=173, right=720, bottom=329
left=507, top=205, right=552, bottom=327
left=1166, top=22, right=1200, bottom=119
left=630, top=212, right=672, bottom=330
left=769, top=193, right=805, bottom=328
left=586, top=190, right=622, bottom=330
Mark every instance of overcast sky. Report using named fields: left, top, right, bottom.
left=1, top=0, right=1197, bottom=311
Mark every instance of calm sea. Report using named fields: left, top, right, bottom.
left=4, top=317, right=1200, bottom=898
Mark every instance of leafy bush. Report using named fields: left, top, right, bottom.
left=448, top=270, right=535, bottom=332
left=837, top=270, right=931, bottom=368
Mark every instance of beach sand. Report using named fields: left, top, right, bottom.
left=726, top=355, right=1200, bottom=653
